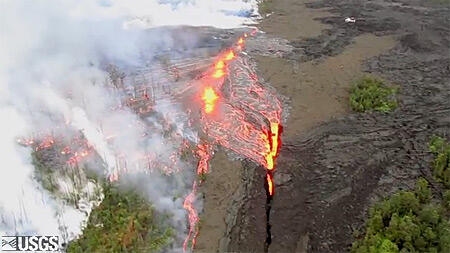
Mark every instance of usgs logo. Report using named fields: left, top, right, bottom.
left=1, top=236, right=59, bottom=251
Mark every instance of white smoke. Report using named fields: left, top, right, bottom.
left=0, top=106, right=87, bottom=239
left=0, top=0, right=258, bottom=248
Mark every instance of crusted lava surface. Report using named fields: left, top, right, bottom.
left=222, top=0, right=450, bottom=252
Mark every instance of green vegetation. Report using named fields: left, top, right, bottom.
left=31, top=142, right=173, bottom=252
left=258, top=0, right=273, bottom=15
left=429, top=136, right=450, bottom=187
left=31, top=148, right=102, bottom=207
left=353, top=136, right=450, bottom=252
left=31, top=150, right=58, bottom=194
left=67, top=183, right=173, bottom=253
left=349, top=77, right=397, bottom=113
left=352, top=178, right=450, bottom=253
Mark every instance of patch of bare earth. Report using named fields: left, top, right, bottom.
left=255, top=34, right=396, bottom=139
left=195, top=150, right=243, bottom=253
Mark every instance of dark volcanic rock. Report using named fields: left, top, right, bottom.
left=220, top=160, right=268, bottom=253
left=226, top=0, right=450, bottom=252
left=269, top=0, right=450, bottom=251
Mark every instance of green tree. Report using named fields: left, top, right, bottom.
left=349, top=77, right=397, bottom=113
left=352, top=178, right=450, bottom=253
left=429, top=136, right=450, bottom=187
left=415, top=178, right=431, bottom=203
left=67, top=183, right=173, bottom=252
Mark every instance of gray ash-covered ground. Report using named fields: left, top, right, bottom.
left=295, top=0, right=449, bottom=63
left=222, top=0, right=450, bottom=252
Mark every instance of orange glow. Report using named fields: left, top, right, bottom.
left=212, top=69, right=225, bottom=78
left=267, top=174, right=274, bottom=196
left=225, top=50, right=235, bottom=61
left=215, top=60, right=224, bottom=69
left=266, top=155, right=274, bottom=171
left=263, top=122, right=281, bottom=171
left=270, top=122, right=279, bottom=158
left=213, top=59, right=226, bottom=78
left=244, top=33, right=248, bottom=38
left=201, top=87, right=219, bottom=114
left=238, top=37, right=244, bottom=45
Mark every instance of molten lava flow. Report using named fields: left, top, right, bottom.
left=183, top=182, right=199, bottom=252
left=196, top=144, right=211, bottom=175
left=201, top=87, right=219, bottom=114
left=225, top=50, right=235, bottom=61
left=264, top=122, right=282, bottom=196
left=212, top=57, right=227, bottom=79
left=237, top=37, right=245, bottom=50
left=266, top=173, right=274, bottom=196
left=197, top=30, right=283, bottom=201
left=20, top=29, right=283, bottom=252
left=265, top=122, right=281, bottom=171
left=183, top=144, right=212, bottom=252
left=212, top=69, right=225, bottom=79
left=215, top=60, right=225, bottom=69
left=270, top=122, right=280, bottom=158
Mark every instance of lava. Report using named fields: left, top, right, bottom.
left=197, top=31, right=283, bottom=202
left=266, top=173, right=274, bottom=196
left=183, top=143, right=212, bottom=252
left=265, top=122, right=282, bottom=171
left=224, top=50, right=235, bottom=61
left=201, top=87, right=219, bottom=114
left=183, top=182, right=199, bottom=252
left=196, top=143, right=211, bottom=176
left=263, top=122, right=282, bottom=195
left=191, top=31, right=282, bottom=250
left=238, top=37, right=244, bottom=45
left=212, top=69, right=225, bottom=79
left=215, top=60, right=225, bottom=69
left=18, top=29, right=283, bottom=252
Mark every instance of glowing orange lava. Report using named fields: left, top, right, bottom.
left=212, top=60, right=226, bottom=78
left=20, top=29, right=282, bottom=252
left=196, top=143, right=211, bottom=175
left=183, top=182, right=199, bottom=252
left=269, top=122, right=280, bottom=160
left=212, top=69, right=225, bottom=79
left=263, top=122, right=281, bottom=171
left=267, top=174, right=274, bottom=196
left=183, top=144, right=212, bottom=252
left=264, top=122, right=282, bottom=197
left=201, top=87, right=219, bottom=114
left=225, top=50, right=235, bottom=61
left=215, top=60, right=225, bottom=69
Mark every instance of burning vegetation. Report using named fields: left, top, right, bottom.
left=19, top=29, right=284, bottom=251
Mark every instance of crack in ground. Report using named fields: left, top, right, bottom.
left=264, top=174, right=273, bottom=253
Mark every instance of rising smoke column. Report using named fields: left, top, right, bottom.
left=0, top=0, right=262, bottom=247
